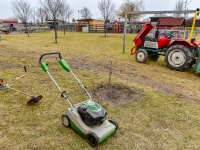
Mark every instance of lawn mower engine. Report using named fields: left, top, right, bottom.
left=77, top=100, right=107, bottom=126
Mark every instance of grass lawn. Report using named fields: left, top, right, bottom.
left=0, top=31, right=200, bottom=150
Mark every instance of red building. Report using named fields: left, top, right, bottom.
left=156, top=18, right=186, bottom=29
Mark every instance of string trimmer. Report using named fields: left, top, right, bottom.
left=0, top=66, right=43, bottom=105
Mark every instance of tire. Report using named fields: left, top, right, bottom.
left=189, top=59, right=196, bottom=67
left=61, top=115, right=70, bottom=127
left=165, top=45, right=193, bottom=71
left=87, top=132, right=99, bottom=147
left=149, top=54, right=160, bottom=61
left=135, top=49, right=148, bottom=63
left=108, top=119, right=118, bottom=130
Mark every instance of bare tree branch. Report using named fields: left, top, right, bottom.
left=80, top=7, right=92, bottom=19
left=11, top=0, right=33, bottom=37
left=117, top=0, right=144, bottom=22
left=174, top=0, right=184, bottom=18
left=98, top=0, right=115, bottom=21
left=59, top=2, right=74, bottom=34
left=39, top=0, right=65, bottom=43
left=36, top=7, right=47, bottom=24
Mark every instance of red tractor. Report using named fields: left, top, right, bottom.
left=131, top=9, right=200, bottom=74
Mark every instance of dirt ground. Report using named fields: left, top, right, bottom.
left=68, top=55, right=200, bottom=105
left=91, top=83, right=144, bottom=106
left=1, top=47, right=199, bottom=105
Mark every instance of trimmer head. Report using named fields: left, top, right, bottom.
left=0, top=78, right=3, bottom=85
left=27, top=95, right=43, bottom=105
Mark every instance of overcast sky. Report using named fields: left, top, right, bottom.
left=0, top=0, right=199, bottom=20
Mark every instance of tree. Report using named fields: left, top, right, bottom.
left=36, top=7, right=47, bottom=24
left=117, top=0, right=144, bottom=22
left=59, top=2, right=74, bottom=35
left=39, top=0, right=65, bottom=43
left=80, top=7, right=92, bottom=19
left=174, top=0, right=184, bottom=18
left=32, top=9, right=36, bottom=25
left=11, top=0, right=33, bottom=37
left=98, top=0, right=115, bottom=21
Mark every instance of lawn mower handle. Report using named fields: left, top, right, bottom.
left=39, top=52, right=62, bottom=63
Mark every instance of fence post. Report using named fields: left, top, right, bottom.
left=123, top=13, right=127, bottom=53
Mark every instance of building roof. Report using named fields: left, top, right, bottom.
left=157, top=18, right=186, bottom=26
left=0, top=19, right=18, bottom=23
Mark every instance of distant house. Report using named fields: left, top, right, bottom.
left=45, top=20, right=64, bottom=30
left=186, top=17, right=200, bottom=27
left=156, top=18, right=186, bottom=29
left=150, top=17, right=172, bottom=26
left=0, top=19, right=19, bottom=31
left=76, top=19, right=105, bottom=32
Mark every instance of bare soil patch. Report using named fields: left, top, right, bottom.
left=91, top=83, right=144, bottom=106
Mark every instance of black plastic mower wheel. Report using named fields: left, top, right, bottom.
left=108, top=119, right=118, bottom=130
left=149, top=54, right=160, bottom=61
left=87, top=132, right=99, bottom=147
left=135, top=49, right=148, bottom=63
left=61, top=115, right=71, bottom=127
left=165, top=45, right=193, bottom=71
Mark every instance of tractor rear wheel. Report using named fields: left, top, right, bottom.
left=165, top=45, right=193, bottom=71
left=135, top=49, right=148, bottom=63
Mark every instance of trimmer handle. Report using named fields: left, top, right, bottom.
left=24, top=66, right=27, bottom=73
left=39, top=52, right=62, bottom=64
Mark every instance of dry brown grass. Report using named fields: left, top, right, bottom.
left=0, top=31, right=200, bottom=149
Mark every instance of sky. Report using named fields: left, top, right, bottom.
left=0, top=0, right=199, bottom=21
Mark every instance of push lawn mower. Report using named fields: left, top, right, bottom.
left=39, top=52, right=118, bottom=147
left=0, top=66, right=43, bottom=105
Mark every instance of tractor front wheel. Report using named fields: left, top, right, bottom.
left=165, top=45, right=193, bottom=71
left=135, top=49, right=148, bottom=63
